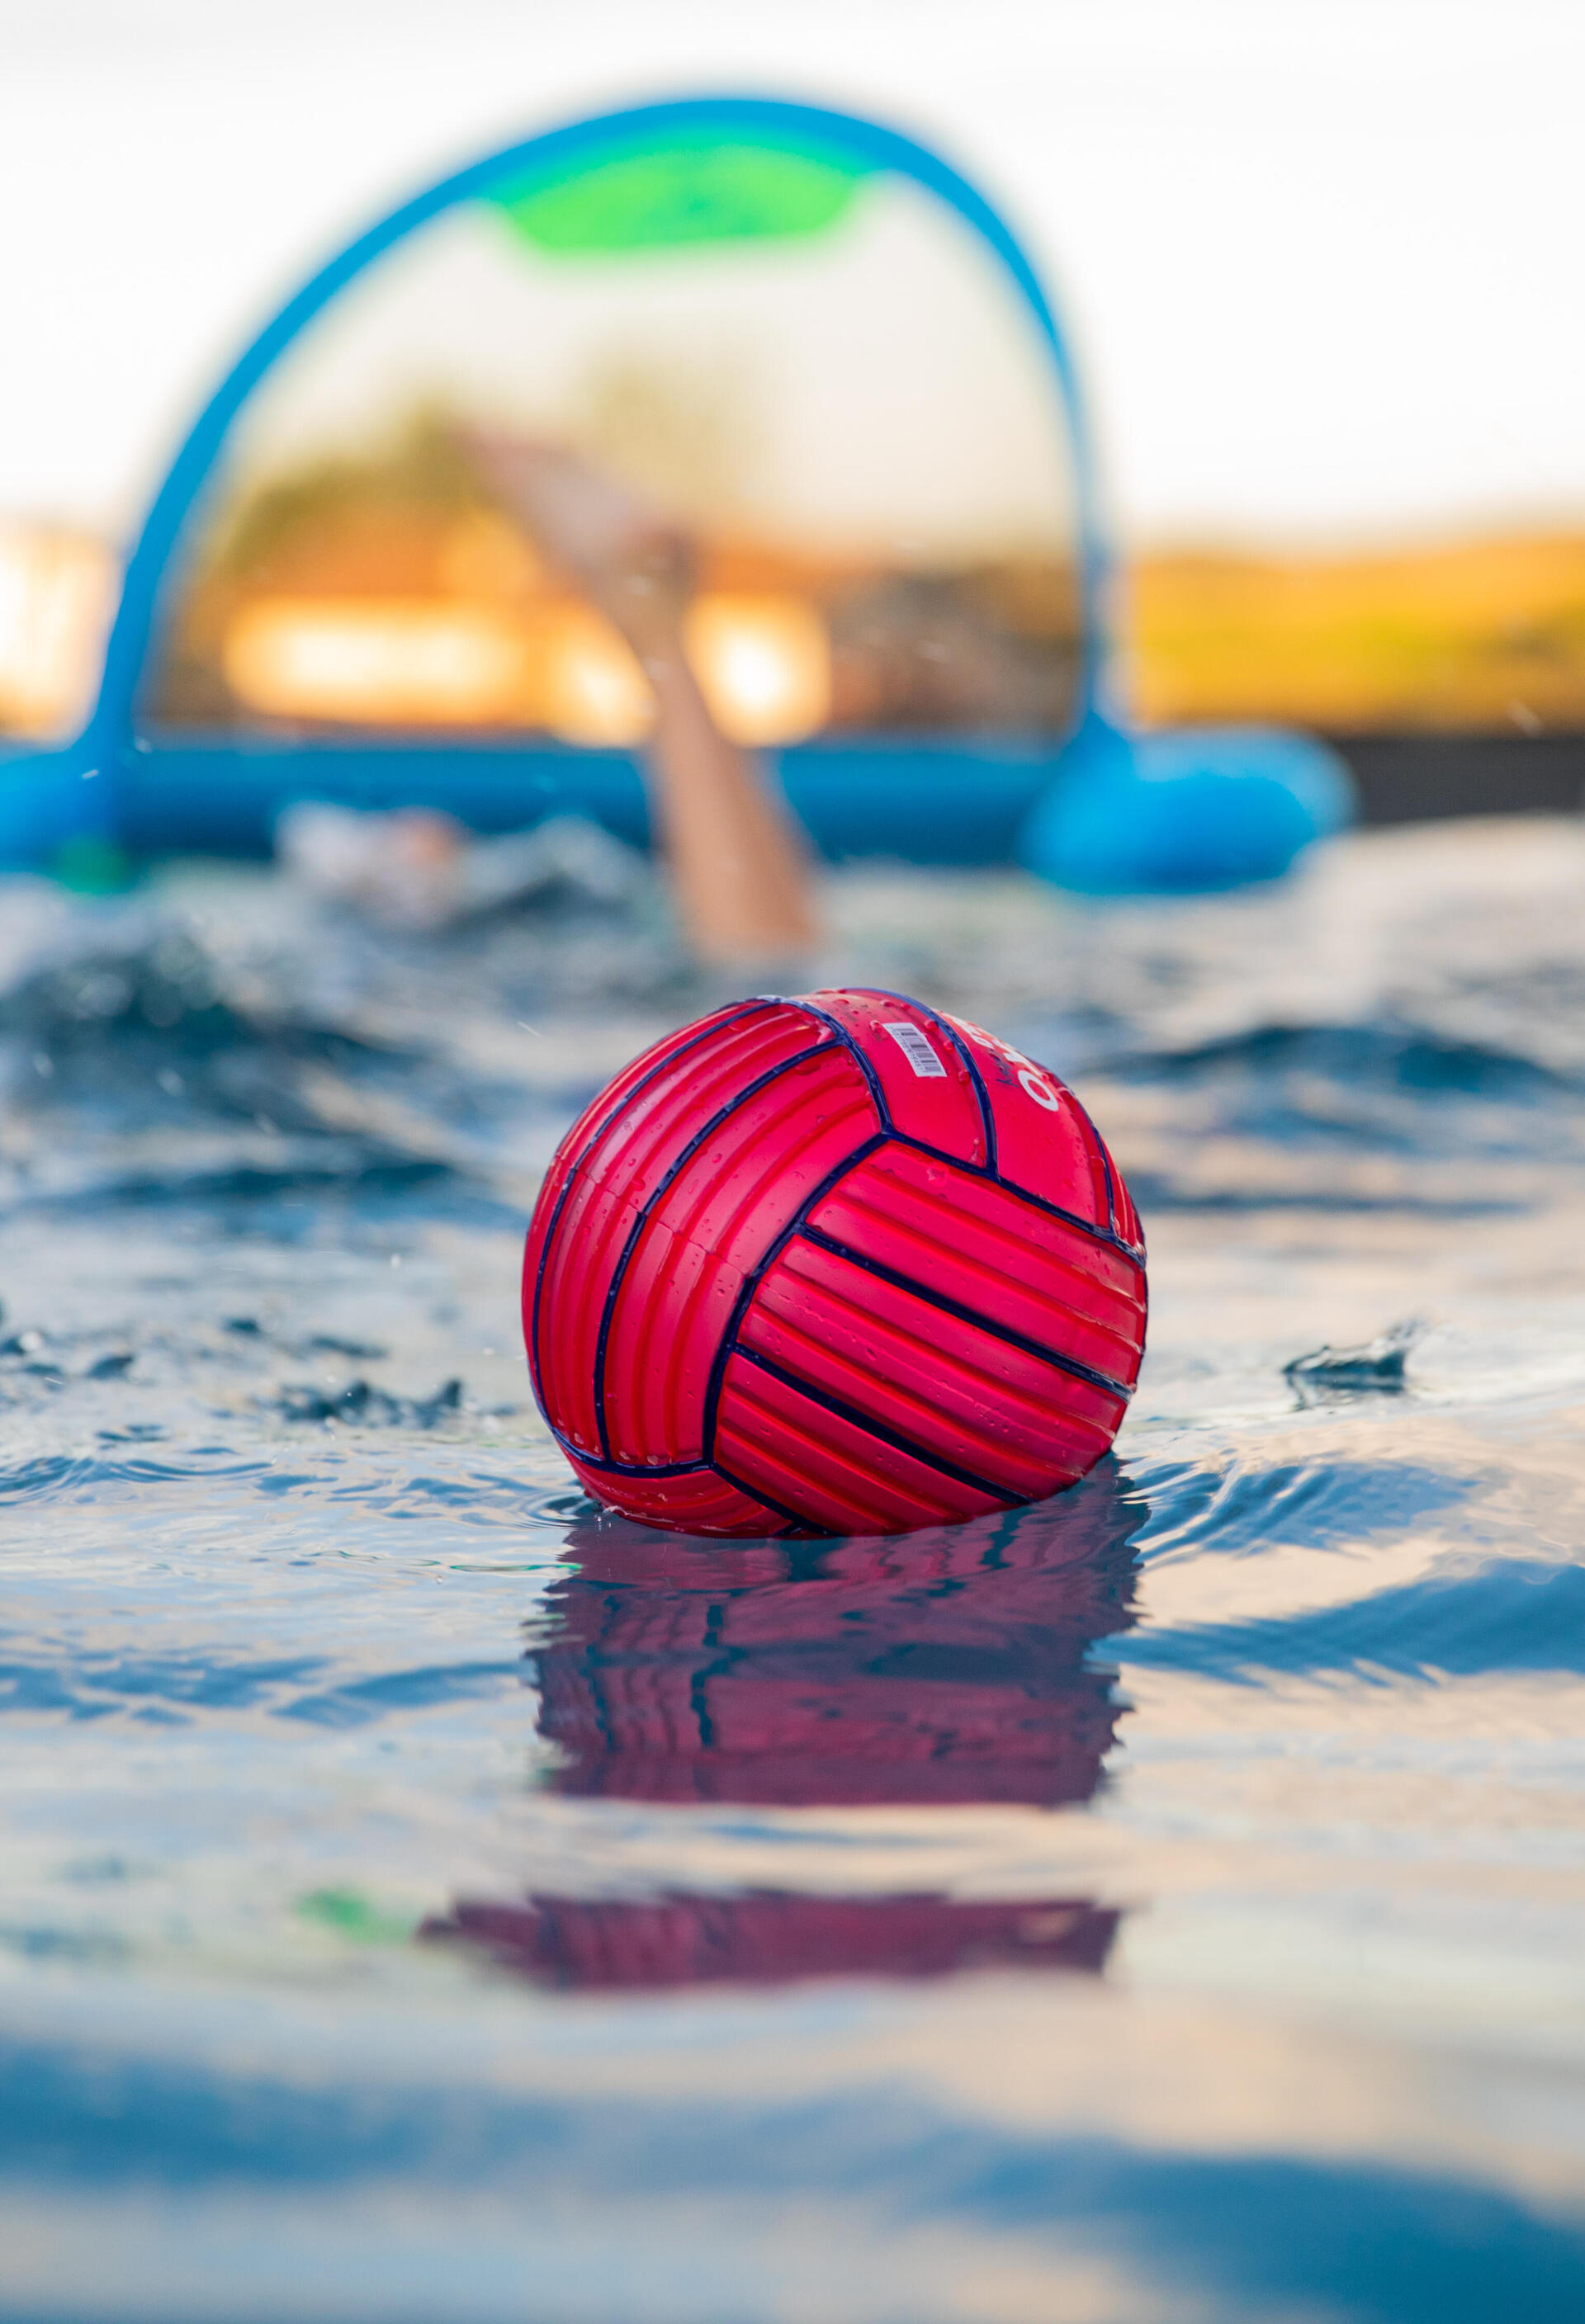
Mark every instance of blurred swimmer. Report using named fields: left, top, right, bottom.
left=464, top=432, right=819, bottom=969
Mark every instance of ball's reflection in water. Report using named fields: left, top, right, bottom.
left=424, top=1470, right=1146, bottom=1991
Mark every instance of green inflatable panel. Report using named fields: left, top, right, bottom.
left=490, top=129, right=872, bottom=255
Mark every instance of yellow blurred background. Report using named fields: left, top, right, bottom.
left=1126, top=531, right=1585, bottom=736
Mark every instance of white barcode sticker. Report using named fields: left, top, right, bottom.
left=882, top=1021, right=947, bottom=1079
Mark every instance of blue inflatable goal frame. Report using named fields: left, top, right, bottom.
left=0, top=93, right=1351, bottom=887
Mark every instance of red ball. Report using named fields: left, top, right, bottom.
left=523, top=990, right=1147, bottom=1537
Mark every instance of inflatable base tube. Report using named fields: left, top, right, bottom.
left=1020, top=719, right=1356, bottom=895
left=0, top=740, right=117, bottom=873
left=0, top=723, right=1353, bottom=891
left=116, top=736, right=1071, bottom=867
left=0, top=735, right=1070, bottom=872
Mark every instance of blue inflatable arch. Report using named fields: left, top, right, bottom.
left=0, top=95, right=1351, bottom=886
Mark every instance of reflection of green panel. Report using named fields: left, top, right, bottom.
left=490, top=134, right=873, bottom=256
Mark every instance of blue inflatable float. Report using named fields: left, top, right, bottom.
left=0, top=97, right=1351, bottom=892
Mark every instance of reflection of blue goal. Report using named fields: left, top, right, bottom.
left=0, top=95, right=1351, bottom=890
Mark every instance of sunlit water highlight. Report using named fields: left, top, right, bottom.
left=4, top=816, right=1585, bottom=2322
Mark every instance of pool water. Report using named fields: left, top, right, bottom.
left=5, top=815, right=1585, bottom=2322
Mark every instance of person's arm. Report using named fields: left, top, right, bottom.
left=463, top=435, right=818, bottom=968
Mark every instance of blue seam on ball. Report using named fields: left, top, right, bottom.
left=705, top=1459, right=824, bottom=1536
left=544, top=1425, right=706, bottom=1479
left=795, top=1222, right=1134, bottom=1401
left=857, top=985, right=999, bottom=1173
left=590, top=1039, right=833, bottom=1458
left=724, top=1342, right=1022, bottom=1507
left=1057, top=1081, right=1121, bottom=1238
left=883, top=1131, right=1147, bottom=1268
left=778, top=1001, right=893, bottom=1127
left=699, top=1131, right=891, bottom=1465
left=530, top=1000, right=774, bottom=1411
left=548, top=1422, right=811, bottom=1535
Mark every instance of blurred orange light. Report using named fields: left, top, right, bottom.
left=223, top=598, right=530, bottom=725
left=685, top=593, right=831, bottom=745
left=0, top=524, right=118, bottom=739
left=538, top=602, right=655, bottom=746
left=216, top=590, right=824, bottom=749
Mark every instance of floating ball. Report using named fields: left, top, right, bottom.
left=523, top=990, right=1147, bottom=1536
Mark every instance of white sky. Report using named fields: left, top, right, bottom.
left=3, top=0, right=1585, bottom=550
left=230, top=186, right=1076, bottom=559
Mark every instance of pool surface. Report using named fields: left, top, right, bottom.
left=4, top=816, right=1585, bottom=2322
